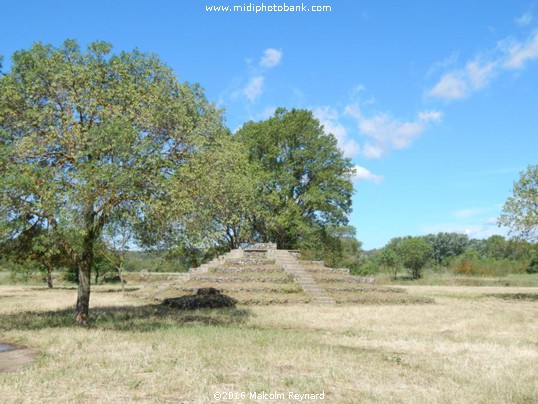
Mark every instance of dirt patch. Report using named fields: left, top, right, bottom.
left=0, top=344, right=36, bottom=373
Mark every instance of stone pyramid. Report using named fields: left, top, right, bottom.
left=135, top=244, right=431, bottom=305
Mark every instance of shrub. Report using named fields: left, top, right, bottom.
left=453, top=248, right=529, bottom=276
left=526, top=257, right=538, bottom=274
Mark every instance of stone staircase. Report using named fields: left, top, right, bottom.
left=188, top=249, right=243, bottom=276
left=274, top=250, right=335, bottom=305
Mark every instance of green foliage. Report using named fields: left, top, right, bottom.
left=331, top=226, right=365, bottom=270
left=299, top=226, right=364, bottom=270
left=236, top=108, right=354, bottom=250
left=167, top=135, right=259, bottom=250
left=499, top=165, right=538, bottom=242
left=484, top=235, right=510, bottom=259
left=378, top=248, right=399, bottom=279
left=452, top=247, right=529, bottom=277
left=387, top=236, right=432, bottom=279
left=9, top=260, right=40, bottom=283
left=424, top=232, right=469, bottom=265
left=526, top=256, right=538, bottom=274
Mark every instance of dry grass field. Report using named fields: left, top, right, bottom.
left=0, top=284, right=537, bottom=403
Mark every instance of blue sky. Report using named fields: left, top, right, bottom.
left=2, top=0, right=537, bottom=249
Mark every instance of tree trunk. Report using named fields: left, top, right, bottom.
left=118, top=257, right=125, bottom=294
left=75, top=260, right=91, bottom=325
left=47, top=267, right=53, bottom=289
left=75, top=208, right=96, bottom=325
left=44, top=258, right=53, bottom=289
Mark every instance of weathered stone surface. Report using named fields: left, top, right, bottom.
left=226, top=258, right=273, bottom=265
left=213, top=266, right=284, bottom=274
left=243, top=251, right=267, bottom=259
left=249, top=243, right=277, bottom=250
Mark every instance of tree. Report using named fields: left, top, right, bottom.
left=0, top=216, right=68, bottom=288
left=332, top=226, right=365, bottom=270
left=484, top=235, right=509, bottom=260
left=0, top=40, right=223, bottom=323
left=424, top=232, right=469, bottom=265
left=308, top=225, right=365, bottom=270
left=388, top=236, right=432, bottom=279
left=236, top=108, right=355, bottom=249
left=499, top=165, right=538, bottom=242
left=378, top=248, right=399, bottom=280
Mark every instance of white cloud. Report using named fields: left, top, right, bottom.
left=428, top=73, right=468, bottom=100
left=260, top=48, right=283, bottom=68
left=343, top=103, right=361, bottom=120
left=242, top=48, right=283, bottom=103
left=429, top=27, right=538, bottom=100
left=466, top=61, right=497, bottom=89
left=345, top=104, right=442, bottom=158
left=342, top=140, right=361, bottom=157
left=504, top=31, right=538, bottom=69
left=428, top=61, right=496, bottom=100
left=244, top=76, right=264, bottom=102
left=362, top=143, right=384, bottom=159
left=313, top=106, right=360, bottom=158
left=418, top=110, right=443, bottom=122
left=516, top=12, right=533, bottom=26
left=352, top=165, right=383, bottom=184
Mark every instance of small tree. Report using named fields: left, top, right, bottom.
left=499, top=165, right=538, bottom=242
left=378, top=248, right=400, bottom=280
left=394, top=237, right=432, bottom=279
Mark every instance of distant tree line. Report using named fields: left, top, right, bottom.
left=356, top=232, right=538, bottom=279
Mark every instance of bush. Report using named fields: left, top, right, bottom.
left=352, top=260, right=379, bottom=276
left=453, top=249, right=529, bottom=276
left=526, top=257, right=538, bottom=274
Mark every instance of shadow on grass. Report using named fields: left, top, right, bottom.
left=0, top=304, right=252, bottom=332
left=487, top=293, right=538, bottom=301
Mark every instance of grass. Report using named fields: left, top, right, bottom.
left=376, top=271, right=538, bottom=287
left=0, top=284, right=537, bottom=403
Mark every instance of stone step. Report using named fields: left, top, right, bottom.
left=274, top=251, right=336, bottom=305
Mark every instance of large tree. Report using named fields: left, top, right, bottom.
left=236, top=108, right=355, bottom=249
left=499, top=165, right=538, bottom=242
left=0, top=40, right=223, bottom=323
